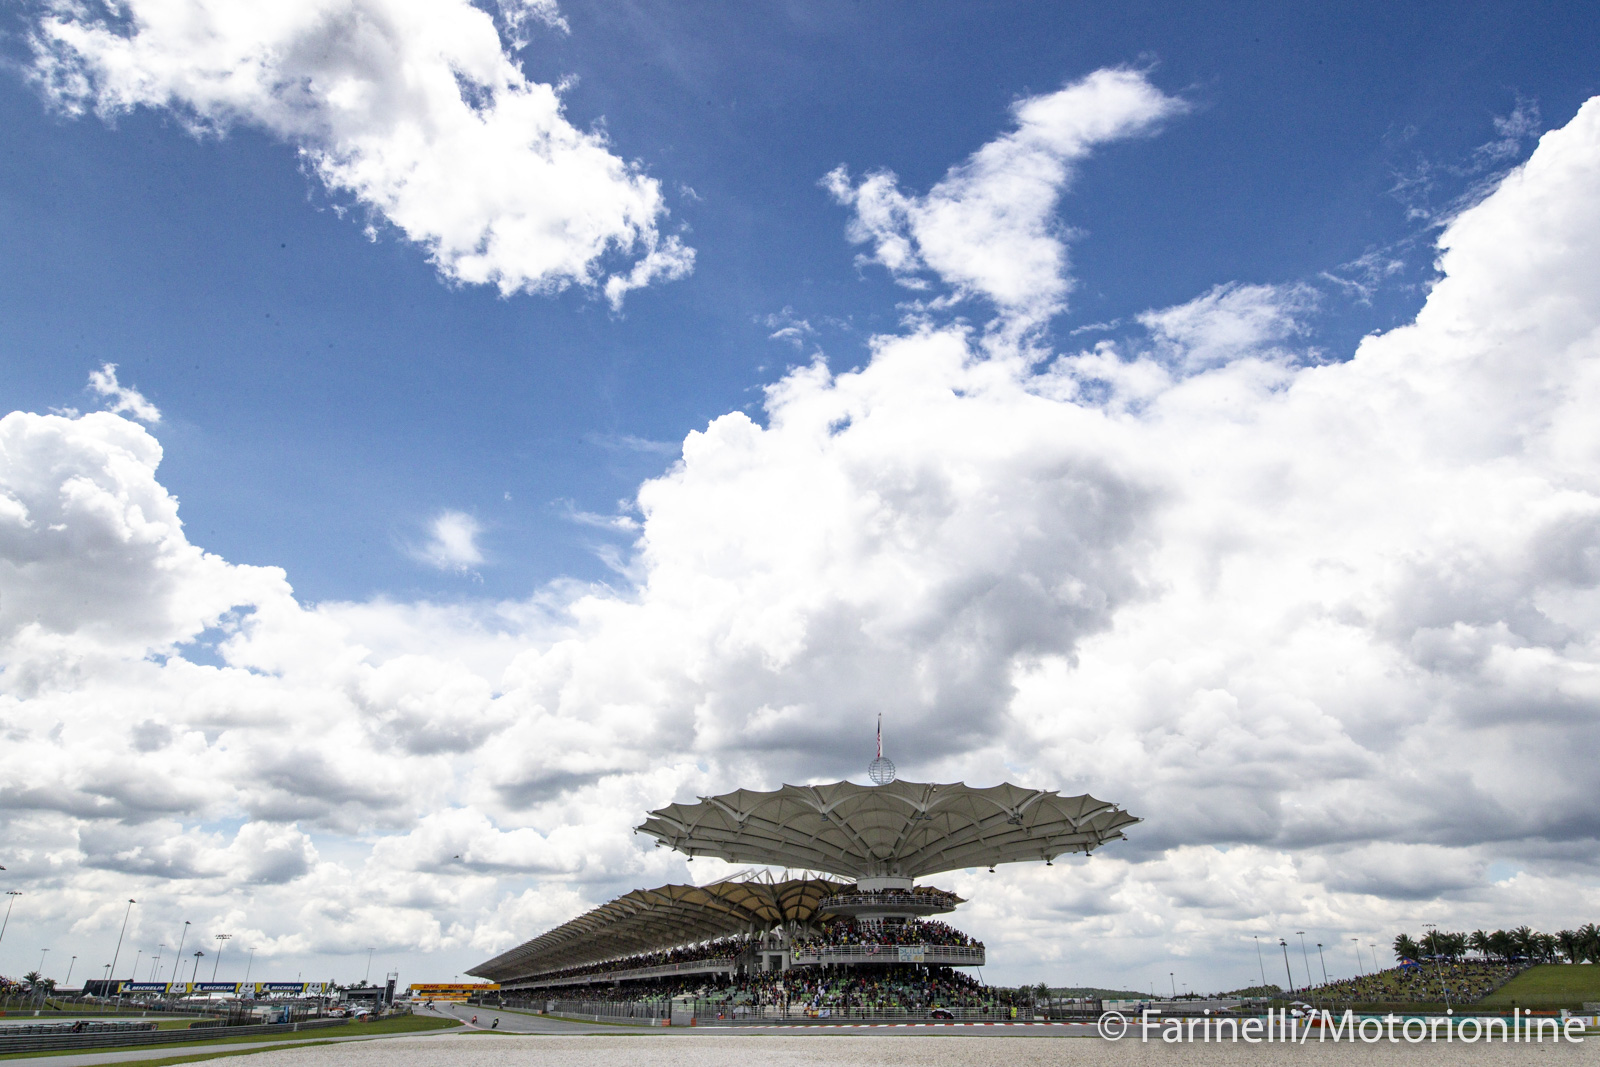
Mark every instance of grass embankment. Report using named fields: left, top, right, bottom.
left=1284, top=1001, right=1453, bottom=1014
left=1477, top=965, right=1600, bottom=1010
left=0, top=1013, right=463, bottom=1062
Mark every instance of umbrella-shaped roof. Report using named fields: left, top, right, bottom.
left=635, top=779, right=1138, bottom=880
left=467, top=869, right=844, bottom=982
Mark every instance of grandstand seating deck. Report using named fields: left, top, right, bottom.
left=500, top=965, right=1020, bottom=1015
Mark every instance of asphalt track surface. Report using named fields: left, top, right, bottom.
left=0, top=1016, right=470, bottom=1067
left=0, top=1003, right=1105, bottom=1065
left=432, top=1001, right=1101, bottom=1037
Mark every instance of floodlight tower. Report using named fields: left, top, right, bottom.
left=212, top=934, right=232, bottom=980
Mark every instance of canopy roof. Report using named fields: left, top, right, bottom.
left=635, top=780, right=1138, bottom=880
left=467, top=869, right=845, bottom=982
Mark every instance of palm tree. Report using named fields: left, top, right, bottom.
left=1487, top=930, right=1514, bottom=960
left=1512, top=926, right=1536, bottom=960
left=1393, top=934, right=1421, bottom=962
left=1469, top=930, right=1490, bottom=957
left=1577, top=924, right=1600, bottom=964
left=1557, top=930, right=1580, bottom=963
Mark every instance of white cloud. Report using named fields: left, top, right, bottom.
left=86, top=362, right=160, bottom=423
left=413, top=511, right=484, bottom=572
left=26, top=0, right=689, bottom=304
left=601, top=234, right=695, bottom=311
left=2, top=91, right=1600, bottom=991
left=1137, top=282, right=1319, bottom=372
left=824, top=68, right=1186, bottom=330
left=494, top=0, right=568, bottom=41
left=761, top=306, right=816, bottom=348
left=0, top=411, right=284, bottom=657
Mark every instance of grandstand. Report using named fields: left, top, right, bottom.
left=469, top=757, right=1136, bottom=1015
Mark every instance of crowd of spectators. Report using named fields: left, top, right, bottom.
left=1298, top=923, right=1600, bottom=1005
left=521, top=919, right=982, bottom=984
left=1, top=973, right=51, bottom=996
left=727, top=965, right=1010, bottom=1012
left=511, top=965, right=1016, bottom=1014
left=791, top=919, right=981, bottom=953
left=1307, top=960, right=1523, bottom=1005
left=835, top=886, right=960, bottom=906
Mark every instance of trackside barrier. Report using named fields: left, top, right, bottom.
left=498, top=998, right=669, bottom=1026
left=0, top=1016, right=348, bottom=1053
left=556, top=1012, right=668, bottom=1027
left=0, top=1020, right=158, bottom=1036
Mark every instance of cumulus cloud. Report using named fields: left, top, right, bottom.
left=86, top=362, right=160, bottom=422
left=3, top=83, right=1600, bottom=989
left=0, top=411, right=285, bottom=657
left=412, top=511, right=484, bottom=572
left=824, top=68, right=1186, bottom=329
left=24, top=0, right=689, bottom=303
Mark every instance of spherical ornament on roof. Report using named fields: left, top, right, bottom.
left=867, top=756, right=896, bottom=785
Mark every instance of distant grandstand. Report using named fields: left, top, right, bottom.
left=469, top=754, right=1136, bottom=1015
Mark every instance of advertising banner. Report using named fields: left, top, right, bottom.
left=897, top=947, right=925, bottom=963
left=261, top=982, right=307, bottom=993
left=126, top=983, right=171, bottom=993
left=195, top=982, right=240, bottom=993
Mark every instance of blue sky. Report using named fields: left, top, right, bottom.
left=3, top=1, right=1595, bottom=603
left=3, top=0, right=1600, bottom=991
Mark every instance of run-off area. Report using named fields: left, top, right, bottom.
left=235, top=1032, right=1598, bottom=1067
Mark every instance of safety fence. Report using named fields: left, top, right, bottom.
left=499, top=997, right=670, bottom=1023
left=0, top=1016, right=347, bottom=1053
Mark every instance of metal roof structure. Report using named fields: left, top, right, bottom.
left=635, top=780, right=1138, bottom=880
left=467, top=869, right=846, bottom=983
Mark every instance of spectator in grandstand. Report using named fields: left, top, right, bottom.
left=790, top=919, right=981, bottom=954
left=500, top=965, right=1017, bottom=1016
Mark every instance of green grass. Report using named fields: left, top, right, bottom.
left=0, top=1013, right=463, bottom=1061
left=1477, top=965, right=1600, bottom=1010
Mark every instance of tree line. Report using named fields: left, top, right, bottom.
left=1393, top=925, right=1600, bottom=964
